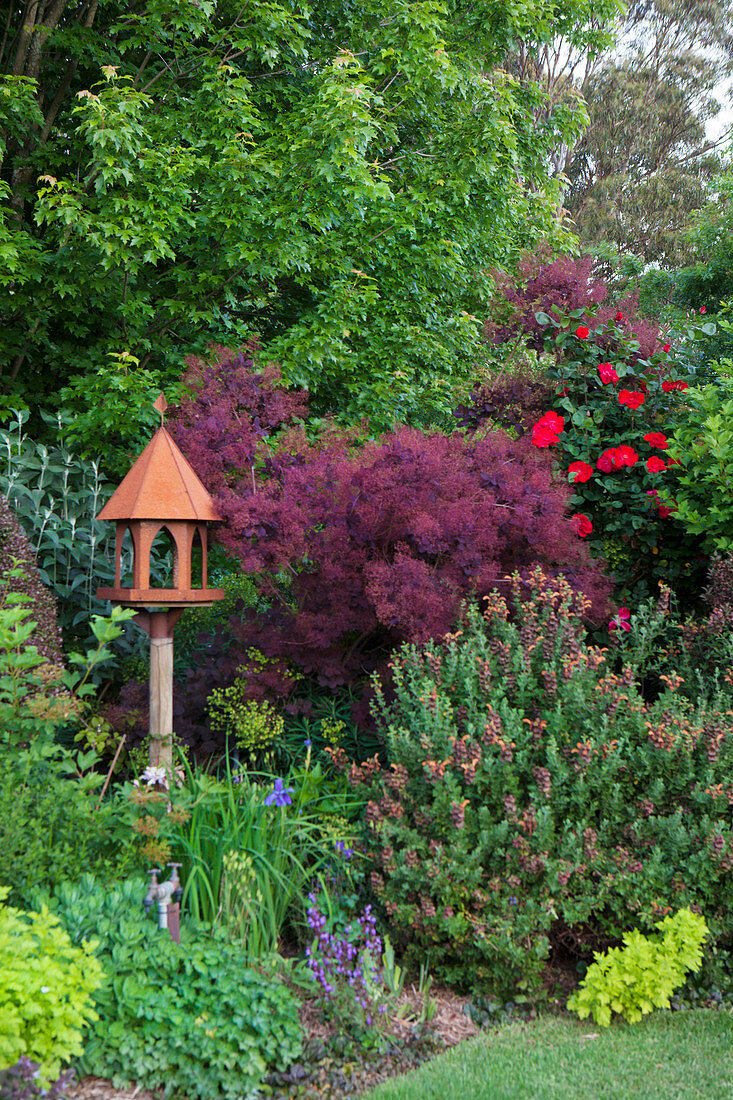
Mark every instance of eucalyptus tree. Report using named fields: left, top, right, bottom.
left=563, top=0, right=733, bottom=265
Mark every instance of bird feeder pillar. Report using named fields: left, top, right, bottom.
left=135, top=608, right=184, bottom=768
left=96, top=395, right=224, bottom=769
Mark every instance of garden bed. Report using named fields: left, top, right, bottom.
left=68, top=988, right=477, bottom=1100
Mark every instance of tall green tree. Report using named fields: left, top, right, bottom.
left=1, top=0, right=611, bottom=448
left=563, top=0, right=733, bottom=266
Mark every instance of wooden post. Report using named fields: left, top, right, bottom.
left=136, top=609, right=183, bottom=769
left=150, top=631, right=174, bottom=768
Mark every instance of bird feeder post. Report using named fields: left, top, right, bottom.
left=96, top=395, right=225, bottom=770
left=135, top=608, right=183, bottom=768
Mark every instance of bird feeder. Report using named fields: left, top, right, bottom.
left=97, top=395, right=224, bottom=768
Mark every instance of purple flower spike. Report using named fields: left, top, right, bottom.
left=264, top=777, right=294, bottom=806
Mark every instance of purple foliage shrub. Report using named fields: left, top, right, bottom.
left=453, top=363, right=556, bottom=436
left=487, top=252, right=661, bottom=361
left=214, top=427, right=610, bottom=678
left=170, top=342, right=310, bottom=499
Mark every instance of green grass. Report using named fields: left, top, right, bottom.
left=364, top=1010, right=733, bottom=1100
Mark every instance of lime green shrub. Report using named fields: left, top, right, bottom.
left=0, top=887, right=103, bottom=1081
left=568, top=908, right=708, bottom=1026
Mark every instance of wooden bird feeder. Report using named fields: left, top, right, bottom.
left=97, top=395, right=224, bottom=768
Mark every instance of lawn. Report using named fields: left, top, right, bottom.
left=364, top=1010, right=733, bottom=1100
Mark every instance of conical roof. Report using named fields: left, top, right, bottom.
left=97, top=427, right=222, bottom=522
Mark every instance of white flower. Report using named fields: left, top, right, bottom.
left=41, top=986, right=50, bottom=993
left=139, top=765, right=169, bottom=788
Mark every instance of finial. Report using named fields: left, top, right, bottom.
left=153, top=393, right=168, bottom=426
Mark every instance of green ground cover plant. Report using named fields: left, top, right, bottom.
left=38, top=877, right=303, bottom=1100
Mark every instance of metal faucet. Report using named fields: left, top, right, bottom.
left=144, top=863, right=182, bottom=942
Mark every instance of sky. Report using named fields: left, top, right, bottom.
left=708, top=76, right=733, bottom=144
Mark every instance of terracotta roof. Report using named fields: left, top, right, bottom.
left=97, top=427, right=222, bottom=522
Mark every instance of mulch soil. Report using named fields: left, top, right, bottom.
left=68, top=987, right=478, bottom=1100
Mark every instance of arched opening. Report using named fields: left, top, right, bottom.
left=149, top=525, right=177, bottom=588
left=191, top=526, right=204, bottom=588
left=119, top=527, right=135, bottom=587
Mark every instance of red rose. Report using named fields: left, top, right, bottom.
left=568, top=460, right=594, bottom=483
left=572, top=514, right=593, bottom=537
left=648, top=490, right=675, bottom=517
left=662, top=380, right=688, bottom=393
left=700, top=306, right=706, bottom=314
left=615, top=312, right=624, bottom=322
left=618, top=389, right=646, bottom=410
left=643, top=432, right=668, bottom=449
left=532, top=411, right=565, bottom=448
left=609, top=607, right=631, bottom=632
left=575, top=325, right=590, bottom=339
left=597, top=445, right=638, bottom=472
left=662, top=343, right=671, bottom=353
left=646, top=456, right=667, bottom=473
left=615, top=444, right=639, bottom=468
left=598, top=362, right=619, bottom=385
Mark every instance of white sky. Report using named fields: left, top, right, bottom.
left=708, top=76, right=733, bottom=144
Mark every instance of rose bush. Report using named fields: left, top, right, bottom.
left=525, top=309, right=705, bottom=603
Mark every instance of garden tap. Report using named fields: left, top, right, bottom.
left=143, top=864, right=182, bottom=942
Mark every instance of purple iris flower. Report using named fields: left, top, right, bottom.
left=264, top=777, right=294, bottom=807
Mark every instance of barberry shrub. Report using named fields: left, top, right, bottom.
left=340, top=570, right=733, bottom=997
